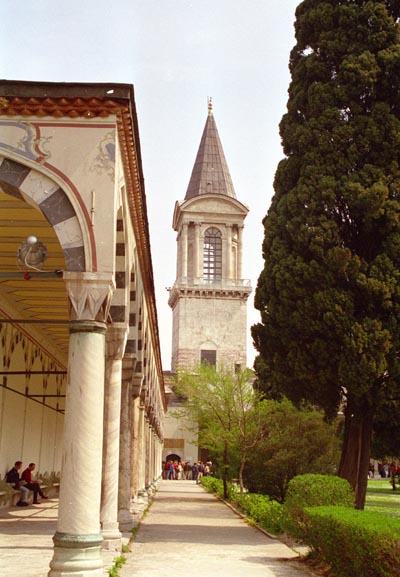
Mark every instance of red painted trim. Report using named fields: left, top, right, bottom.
left=32, top=122, right=115, bottom=129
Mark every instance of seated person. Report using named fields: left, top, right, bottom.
left=6, top=461, right=29, bottom=506
left=21, top=463, right=48, bottom=504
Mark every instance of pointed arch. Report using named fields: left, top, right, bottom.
left=0, top=156, right=87, bottom=271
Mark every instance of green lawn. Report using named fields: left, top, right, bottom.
left=366, top=478, right=400, bottom=518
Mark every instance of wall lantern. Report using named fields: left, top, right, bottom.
left=17, top=236, right=48, bottom=271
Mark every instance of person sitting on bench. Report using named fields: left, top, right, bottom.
left=21, top=463, right=48, bottom=504
left=6, top=461, right=29, bottom=507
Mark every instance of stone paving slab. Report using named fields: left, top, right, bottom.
left=0, top=482, right=319, bottom=577
left=0, top=498, right=125, bottom=576
left=120, top=481, right=318, bottom=577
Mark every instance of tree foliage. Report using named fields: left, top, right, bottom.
left=371, top=398, right=400, bottom=459
left=243, top=399, right=341, bottom=502
left=252, top=0, right=400, bottom=508
left=175, top=364, right=263, bottom=496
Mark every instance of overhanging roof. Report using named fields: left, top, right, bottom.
left=0, top=80, right=165, bottom=404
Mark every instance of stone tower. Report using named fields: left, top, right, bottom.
left=168, top=100, right=251, bottom=372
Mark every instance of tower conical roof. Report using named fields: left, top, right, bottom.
left=185, top=100, right=236, bottom=200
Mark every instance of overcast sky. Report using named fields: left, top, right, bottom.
left=1, top=0, right=300, bottom=369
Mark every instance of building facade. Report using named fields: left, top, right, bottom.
left=0, top=81, right=165, bottom=576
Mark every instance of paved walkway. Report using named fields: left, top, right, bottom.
left=120, top=480, right=318, bottom=577
left=0, top=481, right=318, bottom=577
left=0, top=498, right=126, bottom=576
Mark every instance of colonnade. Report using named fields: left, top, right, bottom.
left=49, top=272, right=164, bottom=577
left=177, top=221, right=244, bottom=282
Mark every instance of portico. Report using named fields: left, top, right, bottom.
left=0, top=81, right=166, bottom=575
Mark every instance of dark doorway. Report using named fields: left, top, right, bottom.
left=166, top=453, right=181, bottom=462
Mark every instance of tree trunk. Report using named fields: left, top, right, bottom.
left=222, top=440, right=229, bottom=500
left=238, top=450, right=246, bottom=495
left=338, top=401, right=373, bottom=509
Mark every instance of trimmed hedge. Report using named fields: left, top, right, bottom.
left=201, top=476, right=284, bottom=534
left=231, top=492, right=284, bottom=535
left=202, top=474, right=400, bottom=577
left=304, top=506, right=400, bottom=577
left=201, top=476, right=233, bottom=499
left=282, top=474, right=354, bottom=539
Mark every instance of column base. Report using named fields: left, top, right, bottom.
left=48, top=533, right=103, bottom=577
left=118, top=508, right=139, bottom=532
left=101, top=524, right=122, bottom=551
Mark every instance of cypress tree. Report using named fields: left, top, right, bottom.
left=252, top=0, right=400, bottom=509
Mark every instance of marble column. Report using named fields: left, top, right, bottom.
left=226, top=224, right=232, bottom=280
left=130, top=393, right=141, bottom=502
left=101, top=323, right=128, bottom=550
left=237, top=225, right=243, bottom=280
left=181, top=222, right=188, bottom=279
left=137, top=404, right=146, bottom=496
left=193, top=222, right=200, bottom=280
left=144, top=416, right=150, bottom=488
left=49, top=272, right=114, bottom=577
left=149, top=425, right=154, bottom=486
left=117, top=363, right=134, bottom=530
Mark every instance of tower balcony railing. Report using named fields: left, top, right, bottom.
left=172, top=276, right=252, bottom=289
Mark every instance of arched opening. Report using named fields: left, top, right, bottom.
left=203, top=227, right=222, bottom=282
left=0, top=158, right=77, bottom=481
left=0, top=157, right=86, bottom=272
left=166, top=453, right=182, bottom=462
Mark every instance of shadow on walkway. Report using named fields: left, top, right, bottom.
left=0, top=481, right=318, bottom=577
left=0, top=498, right=120, bottom=577
left=120, top=480, right=319, bottom=577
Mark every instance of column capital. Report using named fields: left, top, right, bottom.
left=64, top=272, right=115, bottom=322
left=122, top=358, right=135, bottom=382
left=131, top=373, right=144, bottom=398
left=106, top=323, right=129, bottom=360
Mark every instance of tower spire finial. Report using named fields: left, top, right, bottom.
left=208, top=96, right=213, bottom=116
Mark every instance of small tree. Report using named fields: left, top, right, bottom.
left=175, top=364, right=263, bottom=497
left=243, top=399, right=341, bottom=502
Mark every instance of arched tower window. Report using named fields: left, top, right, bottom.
left=203, top=227, right=222, bottom=282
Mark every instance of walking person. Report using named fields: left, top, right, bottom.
left=196, top=462, right=204, bottom=484
left=168, top=461, right=176, bottom=480
left=191, top=462, right=198, bottom=482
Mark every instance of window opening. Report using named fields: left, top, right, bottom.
left=203, top=227, right=222, bottom=282
left=201, top=349, right=217, bottom=366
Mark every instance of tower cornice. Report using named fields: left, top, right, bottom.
left=172, top=194, right=248, bottom=232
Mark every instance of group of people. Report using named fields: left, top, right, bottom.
left=164, top=460, right=212, bottom=483
left=368, top=461, right=400, bottom=479
left=377, top=462, right=400, bottom=479
left=6, top=461, right=48, bottom=506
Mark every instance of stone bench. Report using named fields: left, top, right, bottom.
left=0, top=471, right=60, bottom=508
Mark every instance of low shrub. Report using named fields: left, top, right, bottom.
left=283, top=474, right=354, bottom=539
left=201, top=476, right=224, bottom=497
left=201, top=476, right=284, bottom=534
left=303, top=506, right=400, bottom=577
left=231, top=492, right=284, bottom=535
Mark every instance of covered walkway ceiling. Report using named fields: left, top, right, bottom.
left=0, top=187, right=69, bottom=361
